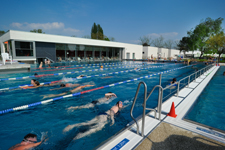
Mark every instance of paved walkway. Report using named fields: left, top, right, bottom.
left=136, top=122, right=225, bottom=150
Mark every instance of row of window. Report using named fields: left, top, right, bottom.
left=7, top=42, right=122, bottom=59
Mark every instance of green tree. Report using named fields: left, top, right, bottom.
left=188, top=17, right=224, bottom=58
left=206, top=32, right=225, bottom=61
left=91, top=23, right=98, bottom=39
left=91, top=23, right=104, bottom=40
left=30, top=29, right=45, bottom=33
left=0, top=30, right=6, bottom=36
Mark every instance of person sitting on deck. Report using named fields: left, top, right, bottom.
left=63, top=101, right=123, bottom=140
left=8, top=133, right=47, bottom=150
left=42, top=84, right=94, bottom=99
left=67, top=92, right=117, bottom=110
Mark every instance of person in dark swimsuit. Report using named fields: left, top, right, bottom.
left=63, top=101, right=123, bottom=140
left=67, top=92, right=117, bottom=110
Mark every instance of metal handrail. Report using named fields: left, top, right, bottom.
left=130, top=82, right=147, bottom=136
left=130, top=63, right=215, bottom=137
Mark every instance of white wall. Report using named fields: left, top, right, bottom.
left=170, top=49, right=180, bottom=58
left=142, top=47, right=149, bottom=59
left=161, top=48, right=169, bottom=58
left=123, top=43, right=142, bottom=59
left=148, top=47, right=158, bottom=58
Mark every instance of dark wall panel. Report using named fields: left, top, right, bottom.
left=35, top=42, right=56, bottom=62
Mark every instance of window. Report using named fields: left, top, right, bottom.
left=15, top=41, right=34, bottom=56
left=126, top=53, right=130, bottom=59
left=56, top=44, right=65, bottom=60
left=132, top=53, right=135, bottom=59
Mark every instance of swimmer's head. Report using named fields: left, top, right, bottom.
left=34, top=73, right=38, bottom=76
left=101, top=66, right=103, bottom=68
left=172, top=78, right=176, bottom=83
left=31, top=79, right=36, bottom=85
left=23, top=133, right=37, bottom=143
left=80, top=75, right=85, bottom=77
left=60, top=84, right=66, bottom=87
left=116, top=101, right=123, bottom=108
left=34, top=80, right=40, bottom=86
left=223, top=71, right=225, bottom=76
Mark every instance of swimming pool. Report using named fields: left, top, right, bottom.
left=0, top=61, right=206, bottom=149
left=184, top=66, right=225, bottom=132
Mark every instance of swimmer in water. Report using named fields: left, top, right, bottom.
left=67, top=92, right=117, bottom=110
left=170, top=78, right=177, bottom=84
left=38, top=62, right=43, bottom=69
left=42, top=84, right=94, bottom=99
left=100, top=66, right=103, bottom=70
left=223, top=71, right=225, bottom=76
left=50, top=83, right=80, bottom=91
left=20, top=79, right=41, bottom=89
left=8, top=133, right=48, bottom=150
left=76, top=75, right=86, bottom=79
left=63, top=101, right=123, bottom=140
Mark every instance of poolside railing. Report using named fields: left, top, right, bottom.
left=131, top=63, right=215, bottom=137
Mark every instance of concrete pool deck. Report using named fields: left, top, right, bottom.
left=0, top=62, right=30, bottom=74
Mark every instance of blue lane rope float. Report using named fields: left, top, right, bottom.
left=32, top=62, right=147, bottom=73
left=0, top=64, right=174, bottom=91
left=0, top=63, right=158, bottom=81
left=32, top=61, right=137, bottom=71
left=0, top=65, right=192, bottom=115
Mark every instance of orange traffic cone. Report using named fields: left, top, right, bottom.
left=167, top=102, right=177, bottom=118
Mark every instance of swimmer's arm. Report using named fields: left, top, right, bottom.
left=68, top=103, right=94, bottom=110
left=71, top=84, right=80, bottom=87
left=42, top=92, right=67, bottom=99
left=110, top=111, right=115, bottom=126
left=105, top=93, right=117, bottom=97
left=50, top=87, right=64, bottom=91
left=70, top=85, right=94, bottom=93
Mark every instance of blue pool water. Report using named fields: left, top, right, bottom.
left=185, top=66, right=225, bottom=131
left=0, top=61, right=205, bottom=149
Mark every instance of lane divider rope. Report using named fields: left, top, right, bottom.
left=32, top=62, right=145, bottom=73
left=0, top=64, right=174, bottom=91
left=0, top=65, right=192, bottom=115
left=0, top=63, right=159, bottom=81
left=31, top=61, right=140, bottom=70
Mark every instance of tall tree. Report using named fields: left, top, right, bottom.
left=152, top=35, right=165, bottom=48
left=91, top=23, right=104, bottom=40
left=188, top=17, right=224, bottom=58
left=206, top=32, right=225, bottom=61
left=139, top=35, right=153, bottom=46
left=30, top=29, right=45, bottom=33
left=164, top=39, right=174, bottom=49
left=91, top=23, right=98, bottom=39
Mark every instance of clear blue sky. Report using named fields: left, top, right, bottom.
left=1, top=0, right=225, bottom=44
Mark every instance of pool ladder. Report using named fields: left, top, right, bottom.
left=130, top=81, right=163, bottom=137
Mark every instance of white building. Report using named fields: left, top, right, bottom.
left=0, top=30, right=182, bottom=63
